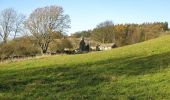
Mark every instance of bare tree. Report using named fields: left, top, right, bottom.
left=0, top=8, right=25, bottom=43
left=97, top=20, right=114, bottom=28
left=26, top=5, right=70, bottom=54
left=13, top=14, right=26, bottom=39
left=92, top=20, right=114, bottom=43
left=0, top=8, right=16, bottom=43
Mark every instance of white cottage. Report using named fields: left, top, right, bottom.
left=99, top=43, right=116, bottom=51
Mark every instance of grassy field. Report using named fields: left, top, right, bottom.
left=0, top=35, right=170, bottom=100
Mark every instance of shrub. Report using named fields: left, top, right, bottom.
left=0, top=36, right=41, bottom=60
left=49, top=38, right=73, bottom=52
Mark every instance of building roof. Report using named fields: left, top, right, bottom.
left=99, top=43, right=116, bottom=47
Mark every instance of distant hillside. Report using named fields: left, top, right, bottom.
left=0, top=35, right=170, bottom=99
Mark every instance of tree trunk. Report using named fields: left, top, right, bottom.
left=40, top=43, right=49, bottom=54
left=3, top=38, right=7, bottom=44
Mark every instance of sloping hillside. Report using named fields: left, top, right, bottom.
left=0, top=35, right=170, bottom=100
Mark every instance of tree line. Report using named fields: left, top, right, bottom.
left=72, top=21, right=169, bottom=46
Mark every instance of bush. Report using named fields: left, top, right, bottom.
left=49, top=38, right=73, bottom=52
left=0, top=36, right=41, bottom=60
left=12, top=37, right=40, bottom=56
left=0, top=43, right=14, bottom=60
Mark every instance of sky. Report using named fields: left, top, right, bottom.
left=0, top=0, right=170, bottom=35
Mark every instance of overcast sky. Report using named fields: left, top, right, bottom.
left=0, top=0, right=170, bottom=35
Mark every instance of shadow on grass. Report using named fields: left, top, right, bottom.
left=0, top=51, right=170, bottom=99
left=94, top=51, right=170, bottom=76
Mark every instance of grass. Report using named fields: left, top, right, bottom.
left=0, top=35, right=170, bottom=99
